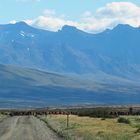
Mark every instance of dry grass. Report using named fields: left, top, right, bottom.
left=42, top=115, right=140, bottom=140
left=0, top=113, right=7, bottom=122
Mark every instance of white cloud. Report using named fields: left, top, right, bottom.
left=95, top=2, right=140, bottom=28
left=13, top=2, right=140, bottom=33
left=23, top=19, right=33, bottom=25
left=9, top=20, right=17, bottom=24
left=80, top=2, right=140, bottom=32
left=29, top=9, right=79, bottom=31
left=43, top=9, right=56, bottom=17
left=82, top=11, right=93, bottom=18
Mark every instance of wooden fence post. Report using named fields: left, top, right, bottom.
left=67, top=114, right=69, bottom=128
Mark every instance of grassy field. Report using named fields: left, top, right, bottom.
left=0, top=112, right=7, bottom=122
left=41, top=115, right=140, bottom=140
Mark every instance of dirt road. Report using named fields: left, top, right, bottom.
left=0, top=116, right=62, bottom=140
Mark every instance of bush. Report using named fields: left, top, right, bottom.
left=135, top=128, right=140, bottom=133
left=135, top=118, right=140, bottom=122
left=101, top=118, right=106, bottom=120
left=117, top=117, right=130, bottom=124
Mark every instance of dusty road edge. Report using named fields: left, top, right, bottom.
left=37, top=116, right=65, bottom=139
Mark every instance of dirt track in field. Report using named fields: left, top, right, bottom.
left=0, top=116, right=62, bottom=140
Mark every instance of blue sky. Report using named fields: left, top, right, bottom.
left=1, top=0, right=140, bottom=33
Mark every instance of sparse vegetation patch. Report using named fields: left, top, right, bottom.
left=117, top=117, right=130, bottom=124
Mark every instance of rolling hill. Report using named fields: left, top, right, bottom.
left=0, top=64, right=140, bottom=108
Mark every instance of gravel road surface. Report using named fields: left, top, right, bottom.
left=0, top=116, right=62, bottom=140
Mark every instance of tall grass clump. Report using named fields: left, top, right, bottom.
left=117, top=117, right=130, bottom=124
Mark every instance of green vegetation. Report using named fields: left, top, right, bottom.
left=118, top=117, right=130, bottom=124
left=135, top=128, right=140, bottom=133
left=50, top=107, right=120, bottom=118
left=41, top=115, right=140, bottom=140
left=0, top=112, right=7, bottom=122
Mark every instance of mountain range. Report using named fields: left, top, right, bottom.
left=0, top=22, right=140, bottom=108
left=0, top=22, right=140, bottom=81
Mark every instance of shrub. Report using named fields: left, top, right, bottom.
left=101, top=118, right=106, bottom=120
left=135, top=128, right=140, bottom=133
left=135, top=118, right=140, bottom=122
left=117, top=117, right=130, bottom=124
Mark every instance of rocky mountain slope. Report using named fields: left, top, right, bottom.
left=0, top=22, right=140, bottom=82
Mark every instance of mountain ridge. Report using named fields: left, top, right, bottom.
left=0, top=22, right=140, bottom=82
left=1, top=22, right=137, bottom=34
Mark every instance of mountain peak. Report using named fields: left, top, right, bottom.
left=15, top=21, right=27, bottom=25
left=62, top=25, right=77, bottom=30
left=60, top=25, right=79, bottom=33
left=1, top=21, right=31, bottom=30
left=13, top=21, right=30, bottom=28
left=0, top=21, right=33, bottom=31
left=6, top=21, right=36, bottom=32
left=113, top=24, right=135, bottom=31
